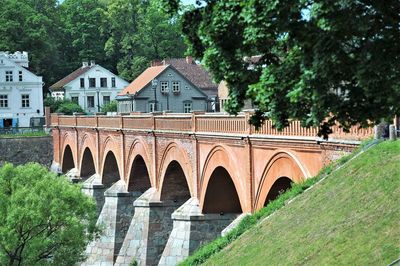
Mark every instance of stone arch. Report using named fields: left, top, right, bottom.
left=158, top=142, right=193, bottom=198
left=263, top=176, right=293, bottom=206
left=78, top=133, right=97, bottom=170
left=202, top=166, right=242, bottom=214
left=61, top=144, right=75, bottom=173
left=200, top=145, right=247, bottom=213
left=101, top=151, right=121, bottom=188
left=127, top=155, right=152, bottom=193
left=79, top=147, right=96, bottom=180
left=255, top=151, right=309, bottom=210
left=125, top=138, right=154, bottom=188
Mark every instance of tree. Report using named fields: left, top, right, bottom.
left=56, top=100, right=84, bottom=115
left=0, top=163, right=99, bottom=265
left=164, top=0, right=400, bottom=138
left=101, top=100, right=117, bottom=113
left=0, top=0, right=63, bottom=87
left=103, top=0, right=187, bottom=80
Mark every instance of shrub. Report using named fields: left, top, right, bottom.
left=101, top=100, right=117, bottom=113
left=56, top=100, right=84, bottom=115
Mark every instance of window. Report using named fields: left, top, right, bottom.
left=172, top=81, right=180, bottom=93
left=89, top=78, right=96, bottom=88
left=87, top=96, right=95, bottom=108
left=100, top=77, right=107, bottom=88
left=149, top=102, right=155, bottom=112
left=183, top=102, right=192, bottom=113
left=103, top=95, right=110, bottom=105
left=80, top=78, right=85, bottom=88
left=71, top=96, right=79, bottom=103
left=0, top=95, right=8, bottom=108
left=160, top=81, right=169, bottom=93
left=5, top=71, right=13, bottom=82
left=111, top=77, right=116, bottom=87
left=19, top=71, right=23, bottom=82
left=21, top=94, right=30, bottom=108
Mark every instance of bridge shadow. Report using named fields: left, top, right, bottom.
left=264, top=176, right=293, bottom=206
left=61, top=144, right=74, bottom=173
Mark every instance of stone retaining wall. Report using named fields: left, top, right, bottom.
left=0, top=136, right=53, bottom=167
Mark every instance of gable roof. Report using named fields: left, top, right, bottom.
left=119, top=65, right=168, bottom=96
left=49, top=65, right=95, bottom=90
left=163, top=58, right=218, bottom=93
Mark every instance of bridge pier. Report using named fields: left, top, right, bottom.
left=81, top=174, right=106, bottom=216
left=115, top=188, right=183, bottom=266
left=83, top=180, right=137, bottom=266
left=159, top=198, right=239, bottom=266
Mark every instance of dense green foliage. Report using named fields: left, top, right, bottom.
left=101, top=100, right=118, bottom=113
left=184, top=140, right=400, bottom=265
left=0, top=131, right=49, bottom=138
left=165, top=0, right=400, bottom=138
left=0, top=163, right=100, bottom=265
left=55, top=100, right=84, bottom=115
left=0, top=0, right=187, bottom=89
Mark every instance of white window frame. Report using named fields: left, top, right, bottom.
left=183, top=101, right=192, bottom=113
left=149, top=102, right=156, bottom=112
left=21, top=94, right=30, bottom=108
left=5, top=71, right=13, bottom=82
left=71, top=96, right=79, bottom=103
left=18, top=71, right=23, bottom=82
left=172, top=81, right=180, bottom=93
left=111, top=77, right=116, bottom=87
left=0, top=94, right=8, bottom=108
left=160, top=81, right=169, bottom=93
left=100, top=77, right=107, bottom=88
left=103, top=95, right=111, bottom=105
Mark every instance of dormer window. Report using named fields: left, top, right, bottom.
left=172, top=81, right=180, bottom=94
left=19, top=71, right=23, bottom=82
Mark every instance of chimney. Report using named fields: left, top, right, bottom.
left=90, top=60, right=96, bottom=66
left=150, top=60, right=163, bottom=67
left=186, top=56, right=193, bottom=64
left=82, top=61, right=89, bottom=68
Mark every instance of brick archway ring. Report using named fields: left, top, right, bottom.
left=200, top=145, right=248, bottom=213
left=254, top=150, right=310, bottom=210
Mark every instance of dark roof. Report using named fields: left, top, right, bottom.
left=163, top=58, right=218, bottom=96
left=50, top=65, right=94, bottom=90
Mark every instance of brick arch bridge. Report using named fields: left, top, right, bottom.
left=50, top=113, right=372, bottom=266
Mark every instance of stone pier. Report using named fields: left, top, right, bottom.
left=83, top=180, right=137, bottom=265
left=115, top=188, right=182, bottom=266
left=159, top=198, right=239, bottom=266
left=81, top=174, right=106, bottom=217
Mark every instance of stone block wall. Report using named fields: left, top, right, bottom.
left=0, top=136, right=53, bottom=167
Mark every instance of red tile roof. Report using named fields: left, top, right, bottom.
left=118, top=65, right=168, bottom=95
left=50, top=66, right=94, bottom=90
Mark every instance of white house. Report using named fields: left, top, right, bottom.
left=0, top=51, right=44, bottom=128
left=50, top=61, right=129, bottom=113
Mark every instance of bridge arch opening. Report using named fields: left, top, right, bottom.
left=80, top=148, right=96, bottom=180
left=264, top=176, right=293, bottom=206
left=160, top=160, right=191, bottom=204
left=102, top=151, right=120, bottom=187
left=203, top=167, right=242, bottom=214
left=62, top=145, right=74, bottom=173
left=128, top=155, right=151, bottom=193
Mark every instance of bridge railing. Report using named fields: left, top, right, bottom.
left=50, top=113, right=373, bottom=141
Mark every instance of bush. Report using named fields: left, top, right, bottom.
left=56, top=100, right=84, bottom=115
left=101, top=100, right=117, bottom=113
left=44, top=96, right=63, bottom=113
left=0, top=163, right=100, bottom=265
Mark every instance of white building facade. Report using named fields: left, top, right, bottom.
left=0, top=51, right=44, bottom=128
left=50, top=61, right=129, bottom=114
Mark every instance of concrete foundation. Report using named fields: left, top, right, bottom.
left=159, top=198, right=238, bottom=266
left=83, top=180, right=138, bottom=266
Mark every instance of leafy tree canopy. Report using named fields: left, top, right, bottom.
left=55, top=100, right=85, bottom=115
left=164, top=0, right=400, bottom=138
left=0, top=163, right=99, bottom=265
left=101, top=100, right=118, bottom=113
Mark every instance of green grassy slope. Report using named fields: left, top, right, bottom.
left=203, top=140, right=400, bottom=265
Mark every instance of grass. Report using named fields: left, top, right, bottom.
left=194, top=140, right=400, bottom=265
left=0, top=131, right=49, bottom=138
left=181, top=140, right=373, bottom=266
